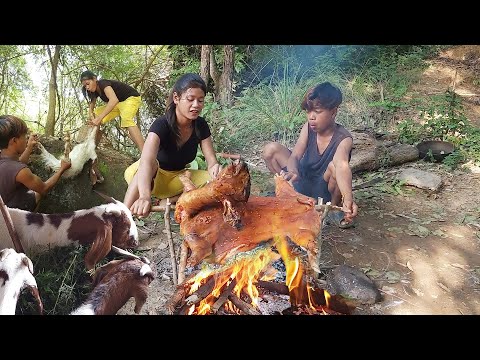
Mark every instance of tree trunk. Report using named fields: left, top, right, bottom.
left=45, top=45, right=61, bottom=136
left=200, top=45, right=212, bottom=88
left=218, top=45, right=234, bottom=106
left=209, top=49, right=220, bottom=100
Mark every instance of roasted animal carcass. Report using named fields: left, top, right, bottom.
left=174, top=160, right=251, bottom=229
left=175, top=161, right=321, bottom=268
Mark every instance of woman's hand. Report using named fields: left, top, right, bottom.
left=208, top=163, right=222, bottom=179
left=87, top=118, right=101, bottom=127
left=130, top=197, right=152, bottom=218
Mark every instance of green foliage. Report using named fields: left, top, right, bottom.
left=16, top=246, right=93, bottom=315
left=396, top=89, right=480, bottom=167
left=209, top=64, right=314, bottom=151
left=396, top=118, right=426, bottom=144
left=419, top=90, right=470, bottom=142
left=442, top=150, right=465, bottom=170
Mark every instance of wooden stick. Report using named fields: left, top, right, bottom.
left=228, top=294, right=261, bottom=315
left=165, top=272, right=198, bottom=314
left=151, top=204, right=176, bottom=212
left=176, top=275, right=216, bottom=314
left=218, top=152, right=241, bottom=160
left=178, top=242, right=189, bottom=284
left=316, top=197, right=327, bottom=272
left=256, top=280, right=289, bottom=295
left=314, top=203, right=344, bottom=212
left=212, top=278, right=237, bottom=313
left=184, top=275, right=216, bottom=306
left=0, top=195, right=24, bottom=253
left=163, top=198, right=178, bottom=286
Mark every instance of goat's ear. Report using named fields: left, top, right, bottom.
left=104, top=203, right=122, bottom=217
left=84, top=221, right=113, bottom=271
left=0, top=248, right=8, bottom=261
left=21, top=254, right=34, bottom=274
left=94, top=190, right=116, bottom=203
left=91, top=259, right=124, bottom=287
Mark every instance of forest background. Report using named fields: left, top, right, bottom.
left=4, top=45, right=480, bottom=315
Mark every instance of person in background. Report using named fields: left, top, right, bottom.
left=80, top=70, right=145, bottom=152
left=0, top=115, right=71, bottom=211
left=124, top=73, right=222, bottom=218
left=262, top=82, right=358, bottom=228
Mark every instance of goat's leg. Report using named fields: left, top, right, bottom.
left=89, top=158, right=104, bottom=186
left=133, top=288, right=149, bottom=314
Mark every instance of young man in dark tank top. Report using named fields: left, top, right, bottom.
left=262, top=82, right=358, bottom=228
left=0, top=115, right=71, bottom=211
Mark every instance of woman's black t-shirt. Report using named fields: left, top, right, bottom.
left=149, top=115, right=211, bottom=171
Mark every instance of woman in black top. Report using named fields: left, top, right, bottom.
left=124, top=73, right=221, bottom=218
left=80, top=70, right=145, bottom=152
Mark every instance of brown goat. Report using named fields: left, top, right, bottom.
left=70, top=257, right=155, bottom=315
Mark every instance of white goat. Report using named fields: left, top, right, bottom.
left=38, top=126, right=98, bottom=179
left=0, top=248, right=43, bottom=315
left=2, top=198, right=139, bottom=270
left=71, top=256, right=155, bottom=315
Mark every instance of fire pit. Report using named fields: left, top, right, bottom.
left=166, top=160, right=353, bottom=315
left=166, top=240, right=352, bottom=315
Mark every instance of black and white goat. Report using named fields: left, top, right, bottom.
left=70, top=255, right=155, bottom=315
left=0, top=248, right=43, bottom=315
left=2, top=197, right=139, bottom=270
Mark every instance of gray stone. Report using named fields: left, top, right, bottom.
left=326, top=265, right=382, bottom=305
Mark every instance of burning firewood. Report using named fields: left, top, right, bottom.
left=166, top=245, right=352, bottom=315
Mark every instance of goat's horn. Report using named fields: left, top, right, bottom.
left=111, top=245, right=141, bottom=260
left=93, top=190, right=115, bottom=203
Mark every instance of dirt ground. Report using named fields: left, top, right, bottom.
left=118, top=45, right=480, bottom=315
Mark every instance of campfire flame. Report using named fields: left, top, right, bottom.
left=186, top=247, right=277, bottom=315
left=182, top=236, right=348, bottom=315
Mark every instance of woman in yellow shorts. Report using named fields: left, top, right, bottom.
left=80, top=70, right=145, bottom=152
left=124, top=73, right=222, bottom=218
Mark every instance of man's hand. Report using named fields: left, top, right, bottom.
left=27, top=133, right=39, bottom=149
left=60, top=159, right=72, bottom=172
left=342, top=198, right=358, bottom=224
left=280, top=169, right=299, bottom=184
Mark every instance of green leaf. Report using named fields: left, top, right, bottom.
left=134, top=219, right=145, bottom=227
left=385, top=271, right=401, bottom=283
left=187, top=160, right=199, bottom=170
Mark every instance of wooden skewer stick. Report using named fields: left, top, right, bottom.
left=163, top=198, right=177, bottom=286
left=151, top=204, right=176, bottom=212
left=178, top=242, right=189, bottom=285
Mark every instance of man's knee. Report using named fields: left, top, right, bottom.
left=262, top=142, right=280, bottom=160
